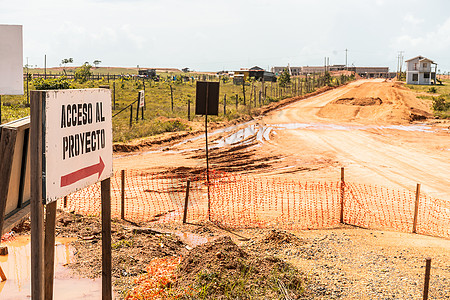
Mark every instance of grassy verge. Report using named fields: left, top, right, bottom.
left=406, top=79, right=450, bottom=119
left=1, top=69, right=353, bottom=142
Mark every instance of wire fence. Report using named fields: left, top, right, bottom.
left=58, top=169, right=450, bottom=239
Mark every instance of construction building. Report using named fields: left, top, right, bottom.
left=405, top=56, right=438, bottom=85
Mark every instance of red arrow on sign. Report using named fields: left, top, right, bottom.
left=60, top=156, right=105, bottom=187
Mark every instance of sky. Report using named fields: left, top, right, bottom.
left=1, top=0, right=450, bottom=72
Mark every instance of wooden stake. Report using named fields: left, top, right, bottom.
left=423, top=258, right=431, bottom=300
left=170, top=85, right=174, bottom=112
left=101, top=178, right=112, bottom=300
left=129, top=105, right=133, bottom=128
left=31, top=91, right=45, bottom=300
left=0, top=266, right=6, bottom=281
left=183, top=180, right=191, bottom=224
left=187, top=98, right=191, bottom=121
left=223, top=94, right=226, bottom=115
left=340, top=167, right=345, bottom=224
left=44, top=201, right=57, bottom=300
left=121, top=170, right=125, bottom=220
left=413, top=183, right=421, bottom=233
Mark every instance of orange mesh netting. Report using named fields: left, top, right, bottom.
left=58, top=170, right=450, bottom=239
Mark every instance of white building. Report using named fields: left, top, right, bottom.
left=405, top=56, right=437, bottom=85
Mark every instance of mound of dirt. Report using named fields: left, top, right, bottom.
left=318, top=81, right=433, bottom=124
left=174, top=236, right=305, bottom=299
left=334, top=97, right=382, bottom=106
left=261, top=229, right=306, bottom=246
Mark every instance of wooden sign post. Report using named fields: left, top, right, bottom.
left=195, top=81, right=219, bottom=220
left=30, top=89, right=113, bottom=300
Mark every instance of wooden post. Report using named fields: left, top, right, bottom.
left=223, top=94, right=226, bottom=115
left=0, top=265, right=6, bottom=281
left=112, top=82, right=116, bottom=110
left=31, top=91, right=45, bottom=300
left=187, top=98, right=191, bottom=121
left=129, top=104, right=133, bottom=128
left=235, top=94, right=238, bottom=110
left=340, top=167, right=345, bottom=224
left=182, top=180, right=191, bottom=224
left=0, top=128, right=18, bottom=236
left=413, top=183, right=421, bottom=233
left=170, top=84, right=174, bottom=112
left=0, top=95, right=2, bottom=124
left=242, top=80, right=246, bottom=105
left=135, top=96, right=139, bottom=122
left=121, top=170, right=125, bottom=220
left=44, top=201, right=57, bottom=300
left=63, top=196, right=67, bottom=208
left=423, top=258, right=431, bottom=300
left=101, top=178, right=112, bottom=300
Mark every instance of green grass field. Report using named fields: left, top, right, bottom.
left=1, top=69, right=351, bottom=142
left=406, top=78, right=450, bottom=119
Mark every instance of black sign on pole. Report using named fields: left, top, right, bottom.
left=195, top=81, right=219, bottom=116
left=195, top=81, right=220, bottom=221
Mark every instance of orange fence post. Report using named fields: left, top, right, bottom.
left=183, top=180, right=191, bottom=224
left=121, top=170, right=126, bottom=220
left=413, top=183, right=421, bottom=233
left=340, top=167, right=345, bottom=223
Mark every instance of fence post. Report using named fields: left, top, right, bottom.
left=129, top=105, right=133, bottom=128
left=187, top=98, right=191, bottom=121
left=223, top=94, right=226, bottom=115
left=170, top=84, right=174, bottom=112
left=340, top=167, right=345, bottom=223
left=423, top=258, right=431, bottom=300
left=235, top=94, right=238, bottom=110
left=413, top=183, right=421, bottom=233
left=183, top=180, right=191, bottom=224
left=121, top=170, right=125, bottom=220
left=112, top=82, right=116, bottom=110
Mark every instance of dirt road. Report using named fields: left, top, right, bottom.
left=114, top=79, right=450, bottom=201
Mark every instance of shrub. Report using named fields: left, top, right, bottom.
left=432, top=95, right=450, bottom=111
left=428, top=87, right=437, bottom=93
left=33, top=76, right=72, bottom=90
left=74, top=63, right=92, bottom=83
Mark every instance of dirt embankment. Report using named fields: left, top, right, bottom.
left=318, top=81, right=433, bottom=123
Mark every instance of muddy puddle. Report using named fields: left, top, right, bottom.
left=0, top=236, right=105, bottom=299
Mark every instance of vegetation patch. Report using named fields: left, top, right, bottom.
left=172, top=236, right=305, bottom=299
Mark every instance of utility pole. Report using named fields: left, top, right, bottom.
left=44, top=54, right=47, bottom=79
left=345, top=49, right=348, bottom=69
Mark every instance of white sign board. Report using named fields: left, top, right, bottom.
left=139, top=90, right=145, bottom=108
left=43, top=89, right=113, bottom=204
left=0, top=24, right=23, bottom=95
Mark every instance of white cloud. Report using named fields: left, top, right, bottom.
left=403, top=13, right=424, bottom=25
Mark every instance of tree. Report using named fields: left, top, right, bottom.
left=93, top=60, right=101, bottom=68
left=74, top=63, right=92, bottom=83
left=61, top=57, right=73, bottom=67
left=182, top=67, right=190, bottom=73
left=278, top=68, right=291, bottom=87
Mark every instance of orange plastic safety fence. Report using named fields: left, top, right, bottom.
left=56, top=170, right=450, bottom=239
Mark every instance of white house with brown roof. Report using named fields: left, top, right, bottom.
left=405, top=56, right=437, bottom=85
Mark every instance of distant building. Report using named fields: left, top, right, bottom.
left=405, top=56, right=437, bottom=85
left=347, top=67, right=390, bottom=78
left=271, top=65, right=346, bottom=76
left=234, top=66, right=276, bottom=82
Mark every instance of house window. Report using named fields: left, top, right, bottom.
left=423, top=63, right=427, bottom=68
left=414, top=63, right=417, bottom=70
left=412, top=74, right=418, bottom=81
left=424, top=73, right=430, bottom=79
